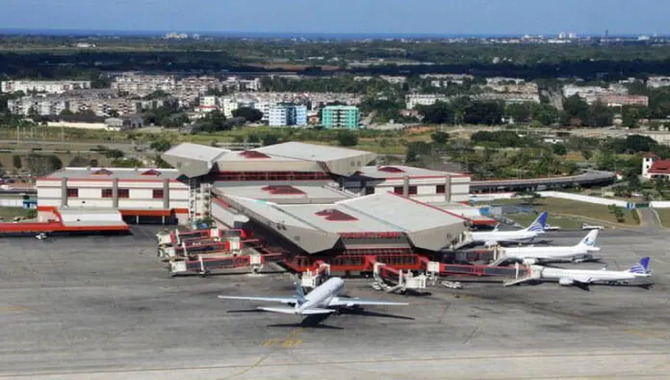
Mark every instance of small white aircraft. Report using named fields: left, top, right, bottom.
left=218, top=277, right=408, bottom=315
left=492, top=229, right=601, bottom=265
left=504, top=257, right=652, bottom=290
left=471, top=211, right=548, bottom=247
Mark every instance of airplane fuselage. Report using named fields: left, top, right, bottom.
left=502, top=245, right=600, bottom=262
left=533, top=266, right=648, bottom=283
left=298, top=277, right=345, bottom=311
left=471, top=230, right=541, bottom=245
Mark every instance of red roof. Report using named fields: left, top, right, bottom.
left=262, top=185, right=305, bottom=195
left=377, top=166, right=405, bottom=173
left=92, top=168, right=112, bottom=176
left=315, top=209, right=358, bottom=221
left=239, top=150, right=270, bottom=159
left=649, top=160, right=670, bottom=174
left=141, top=169, right=161, bottom=176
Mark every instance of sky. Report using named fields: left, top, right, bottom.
left=1, top=0, right=668, bottom=36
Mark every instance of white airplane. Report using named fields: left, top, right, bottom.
left=492, top=229, right=601, bottom=265
left=471, top=211, right=548, bottom=247
left=504, top=257, right=652, bottom=289
left=218, top=277, right=408, bottom=315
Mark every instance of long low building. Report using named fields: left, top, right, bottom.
left=36, top=142, right=473, bottom=257
left=36, top=167, right=190, bottom=223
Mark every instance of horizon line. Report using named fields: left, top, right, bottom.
left=0, top=27, right=662, bottom=39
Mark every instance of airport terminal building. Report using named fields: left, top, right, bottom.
left=36, top=142, right=474, bottom=260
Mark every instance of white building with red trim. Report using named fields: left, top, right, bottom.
left=642, top=154, right=670, bottom=180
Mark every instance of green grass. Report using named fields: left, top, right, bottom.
left=0, top=207, right=36, bottom=221
left=495, top=198, right=640, bottom=227
left=654, top=208, right=670, bottom=228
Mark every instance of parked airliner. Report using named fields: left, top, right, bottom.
left=219, top=277, right=408, bottom=315
left=471, top=211, right=548, bottom=247
left=492, top=229, right=601, bottom=265
left=504, top=257, right=652, bottom=289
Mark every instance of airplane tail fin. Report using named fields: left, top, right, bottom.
left=577, top=229, right=599, bottom=248
left=628, top=257, right=652, bottom=275
left=295, top=281, right=307, bottom=305
left=525, top=211, right=548, bottom=233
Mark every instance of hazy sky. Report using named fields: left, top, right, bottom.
left=1, top=0, right=667, bottom=35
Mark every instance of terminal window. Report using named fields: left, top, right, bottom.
left=436, top=185, right=446, bottom=194
left=153, top=189, right=164, bottom=199
left=118, top=189, right=130, bottom=198
left=101, top=189, right=113, bottom=198
left=66, top=188, right=79, bottom=198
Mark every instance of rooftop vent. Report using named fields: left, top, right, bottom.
left=261, top=185, right=305, bottom=195
left=377, top=166, right=405, bottom=173
left=239, top=150, right=270, bottom=159
left=315, top=209, right=358, bottom=221
left=141, top=169, right=161, bottom=176
left=92, top=168, right=113, bottom=176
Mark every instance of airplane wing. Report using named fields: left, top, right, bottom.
left=218, top=295, right=297, bottom=304
left=569, top=275, right=593, bottom=284
left=328, top=297, right=408, bottom=307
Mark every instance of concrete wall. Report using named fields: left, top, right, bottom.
left=539, top=191, right=629, bottom=207
left=470, top=191, right=629, bottom=207
left=650, top=201, right=670, bottom=208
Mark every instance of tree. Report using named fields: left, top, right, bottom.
left=551, top=143, right=567, bottom=156
left=464, top=101, right=504, bottom=125
left=107, top=109, right=120, bottom=118
left=417, top=102, right=454, bottom=124
left=232, top=107, right=263, bottom=123
left=336, top=130, right=358, bottom=147
left=430, top=131, right=450, bottom=144
left=608, top=204, right=626, bottom=223
left=505, top=103, right=531, bottom=123
left=589, top=101, right=613, bottom=127
left=530, top=103, right=559, bottom=126
left=562, top=94, right=590, bottom=126
left=581, top=149, right=593, bottom=161
left=12, top=155, right=22, bottom=169
left=59, top=109, right=75, bottom=116
left=150, top=139, right=172, bottom=152
left=621, top=106, right=639, bottom=128
left=26, top=154, right=62, bottom=176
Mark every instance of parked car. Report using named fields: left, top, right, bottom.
left=581, top=223, right=604, bottom=230
left=544, top=224, right=561, bottom=231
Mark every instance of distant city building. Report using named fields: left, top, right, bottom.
left=268, top=105, right=307, bottom=127
left=7, top=89, right=167, bottom=117
left=405, top=94, right=450, bottom=109
left=597, top=95, right=649, bottom=107
left=111, top=73, right=176, bottom=97
left=563, top=84, right=629, bottom=105
left=1, top=80, right=91, bottom=94
left=647, top=76, right=670, bottom=88
left=321, top=105, right=360, bottom=129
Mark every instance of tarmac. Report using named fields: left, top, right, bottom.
left=0, top=226, right=669, bottom=379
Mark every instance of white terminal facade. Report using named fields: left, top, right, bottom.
left=36, top=143, right=472, bottom=236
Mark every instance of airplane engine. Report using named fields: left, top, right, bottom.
left=522, top=258, right=537, bottom=265
left=558, top=278, right=574, bottom=286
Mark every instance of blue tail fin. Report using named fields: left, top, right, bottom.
left=526, top=211, right=548, bottom=233
left=577, top=229, right=599, bottom=247
left=295, top=281, right=307, bottom=305
left=628, top=257, right=651, bottom=274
